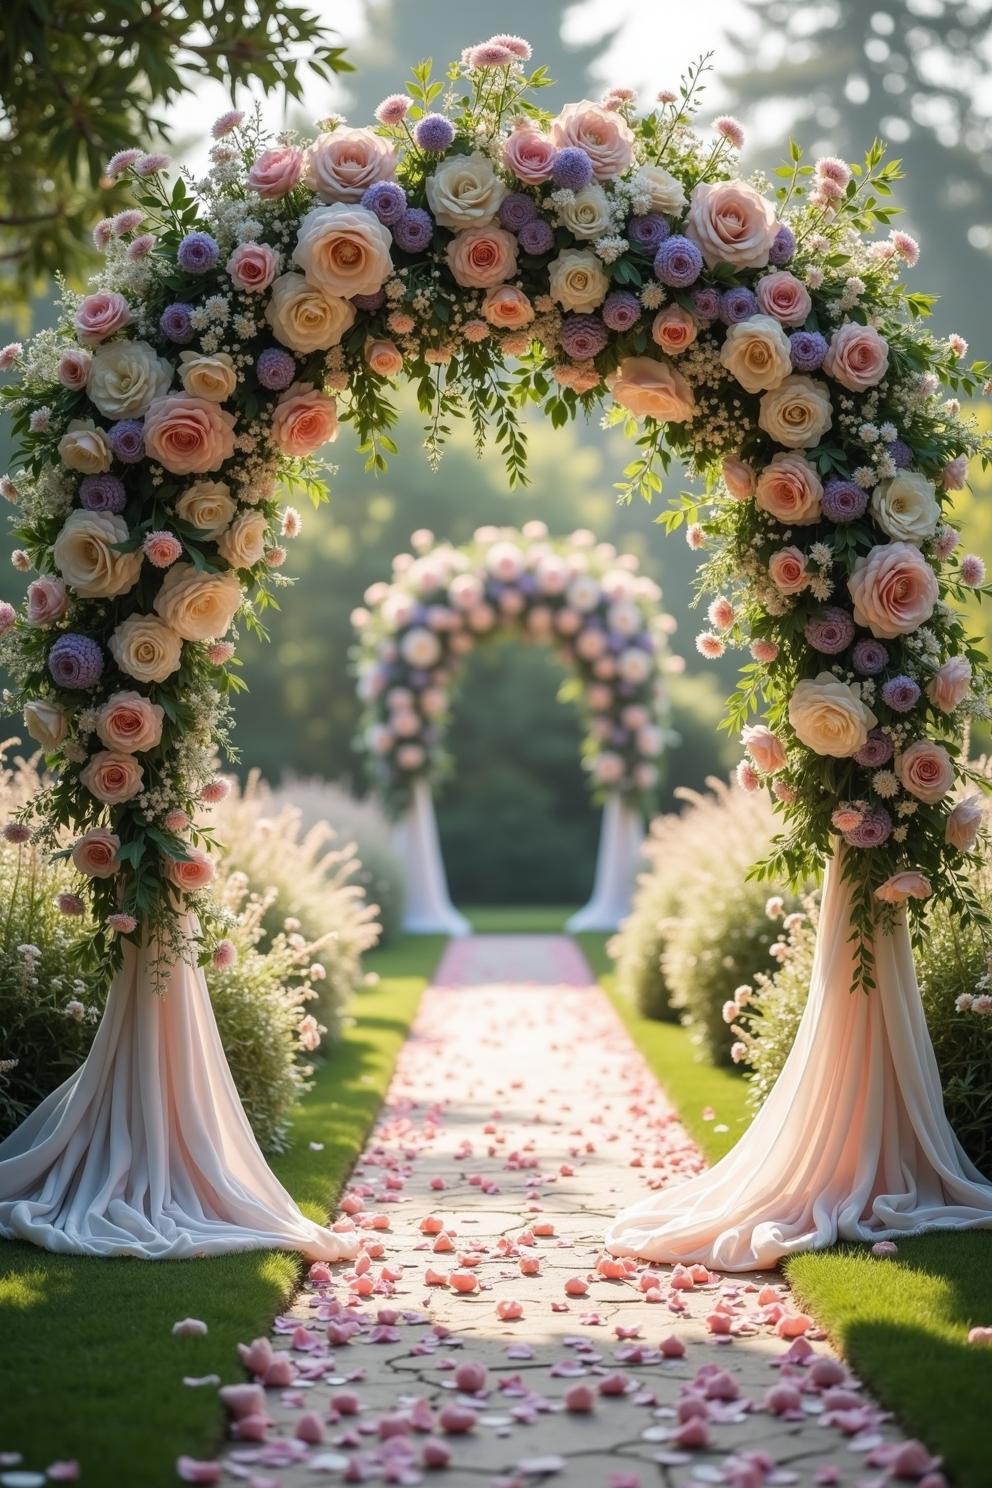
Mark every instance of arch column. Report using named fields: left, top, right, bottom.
left=566, top=792, right=645, bottom=934
left=393, top=776, right=471, bottom=937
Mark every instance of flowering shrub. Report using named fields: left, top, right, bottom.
left=353, top=524, right=674, bottom=810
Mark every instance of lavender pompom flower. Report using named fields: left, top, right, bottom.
left=602, top=290, right=641, bottom=332
left=499, top=192, right=539, bottom=232
left=822, top=478, right=868, bottom=523
left=720, top=287, right=759, bottom=324
left=49, top=634, right=103, bottom=689
left=79, top=474, right=127, bottom=513
left=843, top=804, right=892, bottom=848
left=886, top=438, right=913, bottom=469
left=256, top=347, right=296, bottom=391
left=559, top=314, right=608, bottom=359
left=768, top=224, right=796, bottom=265
left=789, top=330, right=828, bottom=371
left=852, top=638, right=888, bottom=676
left=108, top=419, right=145, bottom=464
left=854, top=728, right=894, bottom=768
left=177, top=231, right=219, bottom=274
left=392, top=207, right=434, bottom=253
left=361, top=180, right=407, bottom=225
left=628, top=214, right=671, bottom=253
left=881, top=674, right=921, bottom=712
left=804, top=606, right=855, bottom=654
left=692, top=286, right=721, bottom=321
left=552, top=147, right=594, bottom=190
left=653, top=234, right=703, bottom=287
left=413, top=114, right=455, bottom=152
left=160, top=303, right=195, bottom=344
left=518, top=218, right=554, bottom=255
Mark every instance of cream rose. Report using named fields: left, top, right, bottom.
left=270, top=384, right=338, bottom=456
left=946, top=794, right=984, bottom=851
left=767, top=545, right=808, bottom=593
left=109, top=614, right=183, bottom=683
left=632, top=164, right=687, bottom=216
left=788, top=673, right=877, bottom=758
left=755, top=451, right=823, bottom=526
left=823, top=322, right=889, bottom=391
left=265, top=272, right=356, bottom=354
left=425, top=150, right=506, bottom=230
left=80, top=750, right=144, bottom=805
left=742, top=723, right=788, bottom=774
left=71, top=827, right=121, bottom=878
left=305, top=126, right=396, bottom=203
left=365, top=338, right=404, bottom=376
left=758, top=375, right=832, bottom=449
left=53, top=511, right=142, bottom=599
left=720, top=315, right=792, bottom=393
left=686, top=178, right=778, bottom=269
left=870, top=471, right=940, bottom=545
left=898, top=740, right=955, bottom=803
left=175, top=480, right=236, bottom=539
left=292, top=203, right=393, bottom=298
left=86, top=340, right=172, bottom=418
left=96, top=690, right=164, bottom=753
left=875, top=872, right=932, bottom=904
left=550, top=100, right=634, bottom=180
left=144, top=394, right=236, bottom=475
left=548, top=248, right=609, bottom=313
left=153, top=563, right=242, bottom=642
left=24, top=699, right=68, bottom=751
left=178, top=351, right=238, bottom=403
left=217, top=510, right=268, bottom=570
left=848, top=542, right=938, bottom=639
left=755, top=271, right=812, bottom=327
left=652, top=305, right=697, bottom=356
left=482, top=286, right=534, bottom=330
left=927, top=656, right=971, bottom=713
left=610, top=356, right=696, bottom=423
left=557, top=184, right=612, bottom=240
left=58, top=420, right=111, bottom=474
left=445, top=225, right=518, bottom=288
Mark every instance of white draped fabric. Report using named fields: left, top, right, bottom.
left=606, top=850, right=992, bottom=1271
left=393, top=777, right=470, bottom=937
left=0, top=918, right=358, bottom=1261
left=566, top=793, right=645, bottom=934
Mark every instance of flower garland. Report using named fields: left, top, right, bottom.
left=352, top=524, right=675, bottom=810
left=0, top=36, right=990, bottom=981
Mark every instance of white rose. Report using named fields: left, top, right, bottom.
left=87, top=340, right=172, bottom=418
left=558, top=184, right=613, bottom=240
left=24, top=699, right=68, bottom=750
left=758, top=375, right=833, bottom=449
left=399, top=627, right=442, bottom=668
left=425, top=150, right=506, bottom=230
left=547, top=248, right=609, bottom=314
left=53, top=510, right=142, bottom=599
left=870, top=471, right=940, bottom=545
left=633, top=165, right=687, bottom=216
left=178, top=351, right=238, bottom=403
left=720, top=315, right=792, bottom=394
left=788, top=673, right=877, bottom=758
left=265, top=272, right=356, bottom=353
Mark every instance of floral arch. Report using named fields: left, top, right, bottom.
left=351, top=523, right=675, bottom=933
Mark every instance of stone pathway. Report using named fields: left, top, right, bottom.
left=199, top=936, right=944, bottom=1488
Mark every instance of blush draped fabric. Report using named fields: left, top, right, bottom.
left=605, top=851, right=992, bottom=1271
left=0, top=920, right=357, bottom=1261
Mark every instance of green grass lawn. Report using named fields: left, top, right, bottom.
left=0, top=933, right=444, bottom=1487
left=465, top=904, right=576, bottom=933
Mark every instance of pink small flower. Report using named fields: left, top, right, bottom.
left=0, top=341, right=22, bottom=372
left=686, top=523, right=705, bottom=550
left=708, top=596, right=734, bottom=630
left=11, top=551, right=29, bottom=572
left=298, top=1013, right=321, bottom=1051
left=105, top=148, right=143, bottom=178
left=92, top=218, right=113, bottom=251
left=3, top=822, right=31, bottom=844
left=942, top=454, right=968, bottom=491
left=736, top=759, right=760, bottom=791
left=889, top=230, right=920, bottom=266
left=281, top=506, right=301, bottom=538
left=144, top=530, right=183, bottom=568
left=489, top=33, right=533, bottom=59
left=127, top=233, right=156, bottom=261
left=135, top=152, right=170, bottom=175
left=111, top=209, right=143, bottom=236
left=46, top=1464, right=80, bottom=1483
left=56, top=892, right=86, bottom=915
left=832, top=805, right=864, bottom=832
left=164, top=809, right=190, bottom=832
left=212, top=938, right=237, bottom=969
left=696, top=631, right=724, bottom=659
left=57, top=348, right=92, bottom=389
left=107, top=912, right=137, bottom=935
left=714, top=115, right=744, bottom=149
left=815, top=156, right=852, bottom=188
left=751, top=639, right=779, bottom=663
left=469, top=42, right=516, bottom=67
left=935, top=525, right=960, bottom=560
left=375, top=94, right=411, bottom=125
left=773, top=779, right=797, bottom=803
left=948, top=333, right=968, bottom=359
left=212, top=109, right=245, bottom=138
left=208, top=640, right=235, bottom=665
left=200, top=778, right=229, bottom=804
left=266, top=545, right=287, bottom=567
left=29, top=408, right=51, bottom=432
left=960, top=553, right=986, bottom=587
left=0, top=600, right=16, bottom=634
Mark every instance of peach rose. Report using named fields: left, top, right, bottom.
left=72, top=827, right=121, bottom=878
left=26, top=576, right=68, bottom=626
left=425, top=150, right=506, bottom=230
left=652, top=305, right=697, bottom=356
left=550, top=100, right=634, bottom=180
left=609, top=355, right=695, bottom=423
left=96, top=690, right=165, bottom=753
left=291, top=203, right=393, bottom=298
left=632, top=164, right=687, bottom=216
left=87, top=340, right=172, bottom=418
left=164, top=846, right=216, bottom=893
left=365, top=338, right=404, bottom=376
left=109, top=614, right=183, bottom=683
left=482, top=286, right=534, bottom=330
left=217, top=510, right=268, bottom=570
left=755, top=451, right=823, bottom=526
left=446, top=225, right=518, bottom=288
left=175, top=480, right=236, bottom=538
left=80, top=750, right=144, bottom=805
left=226, top=242, right=280, bottom=294
left=946, top=794, right=984, bottom=851
left=875, top=871, right=932, bottom=904
left=720, top=315, right=792, bottom=393
left=548, top=248, right=609, bottom=312
left=73, top=291, right=131, bottom=345
left=246, top=145, right=304, bottom=199
left=756, top=271, right=812, bottom=327
left=58, top=419, right=112, bottom=474
left=265, top=271, right=356, bottom=353
left=742, top=723, right=788, bottom=774
left=722, top=456, right=756, bottom=500
left=501, top=125, right=557, bottom=185
left=788, top=673, right=877, bottom=757
left=768, top=545, right=808, bottom=593
left=927, top=656, right=971, bottom=713
left=686, top=179, right=777, bottom=269
left=271, top=383, right=339, bottom=456
left=898, top=739, right=955, bottom=803
left=305, top=126, right=396, bottom=203
left=53, top=511, right=143, bottom=599
left=144, top=394, right=236, bottom=475
left=178, top=351, right=238, bottom=403
left=848, top=542, right=938, bottom=638
left=758, top=375, right=832, bottom=449
left=823, top=322, right=889, bottom=391
left=24, top=699, right=68, bottom=750
left=153, top=563, right=242, bottom=641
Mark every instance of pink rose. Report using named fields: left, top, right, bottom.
left=946, top=794, right=984, bottom=851
left=502, top=125, right=557, bottom=185
left=71, top=827, right=121, bottom=878
left=848, top=542, right=938, bottom=638
left=722, top=456, right=756, bottom=501
left=73, top=291, right=131, bottom=345
left=226, top=242, right=279, bottom=294
left=942, top=454, right=969, bottom=492
left=165, top=846, right=216, bottom=893
left=57, top=348, right=92, bottom=390
left=651, top=304, right=698, bottom=356
left=686, top=179, right=777, bottom=269
left=756, top=271, right=812, bottom=326
left=144, top=394, right=236, bottom=475
left=246, top=145, right=304, bottom=199
left=768, top=546, right=808, bottom=593
left=755, top=451, right=823, bottom=526
left=875, top=871, right=932, bottom=904
left=26, top=576, right=68, bottom=626
left=822, top=322, right=889, bottom=391
left=446, top=226, right=518, bottom=288
left=96, top=690, right=165, bottom=753
left=271, top=383, right=338, bottom=456
left=898, top=739, right=955, bottom=803
left=80, top=750, right=144, bottom=805
left=550, top=101, right=634, bottom=180
left=305, top=126, right=396, bottom=203
left=365, top=339, right=404, bottom=377
left=482, top=285, right=534, bottom=329
left=926, top=655, right=971, bottom=713
left=741, top=723, right=787, bottom=774
left=609, top=355, right=696, bottom=423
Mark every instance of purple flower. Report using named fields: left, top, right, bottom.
left=108, top=419, right=144, bottom=463
left=789, top=330, right=828, bottom=372
left=602, top=290, right=641, bottom=332
left=256, top=347, right=296, bottom=391
left=413, top=114, right=454, bottom=152
left=881, top=674, right=921, bottom=712
left=79, top=474, right=127, bottom=513
left=691, top=287, right=721, bottom=321
left=518, top=218, right=554, bottom=255
left=886, top=438, right=913, bottom=470
left=804, top=606, right=855, bottom=654
left=361, top=180, right=407, bottom=225
left=843, top=805, right=892, bottom=848
left=854, top=728, right=894, bottom=767
left=768, top=224, right=796, bottom=265
left=653, top=235, right=703, bottom=287
left=822, top=478, right=868, bottom=523
left=852, top=638, right=888, bottom=676
left=160, top=302, right=194, bottom=344
left=628, top=214, right=671, bottom=253
left=48, top=633, right=103, bottom=690
left=552, top=147, right=594, bottom=190
left=559, top=314, right=608, bottom=359
left=720, top=287, right=759, bottom=324
left=352, top=290, right=386, bottom=311
left=392, top=207, right=433, bottom=253
left=177, top=231, right=219, bottom=274
left=499, top=192, right=539, bottom=232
